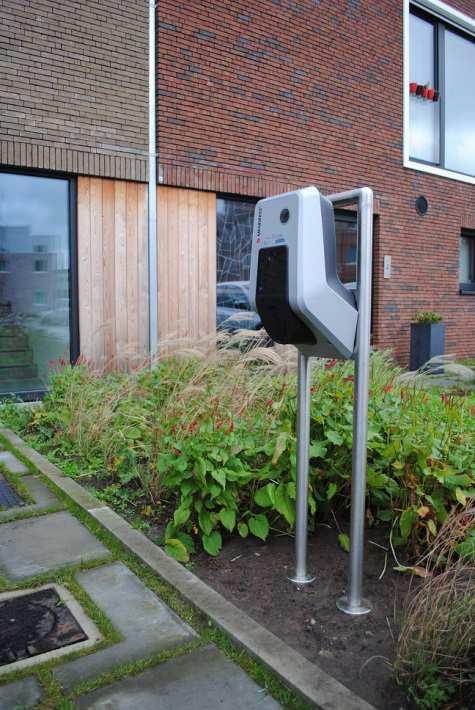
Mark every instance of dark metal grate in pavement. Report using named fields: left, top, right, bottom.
left=0, top=587, right=88, bottom=666
left=0, top=474, right=24, bottom=509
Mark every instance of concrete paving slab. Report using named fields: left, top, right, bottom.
left=75, top=644, right=280, bottom=709
left=54, top=562, right=196, bottom=691
left=87, top=508, right=374, bottom=710
left=0, top=676, right=43, bottom=709
left=0, top=475, right=62, bottom=521
left=0, top=511, right=109, bottom=580
left=0, top=450, right=29, bottom=475
left=2, top=424, right=376, bottom=710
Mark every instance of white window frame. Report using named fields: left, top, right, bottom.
left=403, top=0, right=475, bottom=185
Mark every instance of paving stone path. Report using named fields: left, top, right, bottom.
left=0, top=448, right=282, bottom=709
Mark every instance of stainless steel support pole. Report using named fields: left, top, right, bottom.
left=148, top=0, right=158, bottom=362
left=288, top=350, right=315, bottom=586
left=328, top=188, right=373, bottom=616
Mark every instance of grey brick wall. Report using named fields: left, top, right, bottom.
left=0, top=0, right=148, bottom=180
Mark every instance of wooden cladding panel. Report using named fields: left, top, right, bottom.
left=78, top=179, right=217, bottom=367
left=77, top=177, right=148, bottom=368
left=156, top=186, right=216, bottom=347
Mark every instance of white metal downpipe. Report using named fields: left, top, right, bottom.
left=148, top=0, right=158, bottom=361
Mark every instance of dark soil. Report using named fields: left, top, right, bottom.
left=192, top=524, right=413, bottom=710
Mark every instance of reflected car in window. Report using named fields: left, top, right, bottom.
left=216, top=281, right=262, bottom=332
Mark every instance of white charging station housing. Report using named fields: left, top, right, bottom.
left=249, top=186, right=358, bottom=359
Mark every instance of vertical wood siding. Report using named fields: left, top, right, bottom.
left=77, top=178, right=216, bottom=367
left=156, top=186, right=216, bottom=349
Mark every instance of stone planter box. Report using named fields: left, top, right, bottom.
left=410, top=322, right=445, bottom=371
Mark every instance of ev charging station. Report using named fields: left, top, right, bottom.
left=249, top=186, right=374, bottom=616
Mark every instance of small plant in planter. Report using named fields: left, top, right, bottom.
left=410, top=311, right=445, bottom=371
left=413, top=311, right=443, bottom=325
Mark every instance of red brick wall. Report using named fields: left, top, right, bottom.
left=157, top=0, right=475, bottom=364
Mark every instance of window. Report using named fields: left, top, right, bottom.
left=33, top=290, right=47, bottom=306
left=407, top=3, right=475, bottom=178
left=216, top=198, right=255, bottom=284
left=444, top=30, right=475, bottom=175
left=216, top=198, right=258, bottom=333
left=34, top=258, right=48, bottom=272
left=215, top=197, right=358, bottom=332
left=334, top=211, right=357, bottom=285
left=460, top=229, right=475, bottom=293
left=0, top=170, right=77, bottom=396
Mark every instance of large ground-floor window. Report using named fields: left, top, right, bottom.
left=0, top=170, right=77, bottom=397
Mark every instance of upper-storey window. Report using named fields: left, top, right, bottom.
left=408, top=4, right=475, bottom=178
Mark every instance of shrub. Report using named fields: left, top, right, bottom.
left=394, top=505, right=475, bottom=708
left=1, top=344, right=474, bottom=561
left=412, top=311, right=443, bottom=325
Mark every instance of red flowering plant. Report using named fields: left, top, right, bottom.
left=2, top=344, right=474, bottom=564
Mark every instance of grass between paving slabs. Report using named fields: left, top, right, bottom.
left=0, top=459, right=64, bottom=524
left=0, top=436, right=313, bottom=710
left=0, top=460, right=34, bottom=507
left=0, top=502, right=65, bottom=526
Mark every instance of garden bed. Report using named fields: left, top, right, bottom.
left=191, top=523, right=411, bottom=710
left=1, top=346, right=473, bottom=708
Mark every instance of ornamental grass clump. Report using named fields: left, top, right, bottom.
left=1, top=337, right=474, bottom=561
left=394, top=505, right=475, bottom=709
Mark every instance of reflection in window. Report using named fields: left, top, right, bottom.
left=409, top=12, right=439, bottom=163
left=445, top=30, right=475, bottom=175
left=33, top=290, right=47, bottom=306
left=217, top=198, right=255, bottom=284
left=216, top=198, right=260, bottom=334
left=215, top=197, right=358, bottom=334
left=335, top=212, right=357, bottom=284
left=34, top=258, right=48, bottom=272
left=0, top=172, right=71, bottom=395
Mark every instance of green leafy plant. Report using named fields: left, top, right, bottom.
left=412, top=311, right=443, bottom=324
left=405, top=666, right=457, bottom=710
left=0, top=345, right=473, bottom=562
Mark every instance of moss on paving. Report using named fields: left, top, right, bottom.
left=0, top=457, right=65, bottom=522
left=0, top=461, right=34, bottom=506
left=0, top=503, right=65, bottom=525
left=0, top=431, right=313, bottom=710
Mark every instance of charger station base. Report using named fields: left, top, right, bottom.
left=287, top=573, right=316, bottom=587
left=336, top=596, right=371, bottom=616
